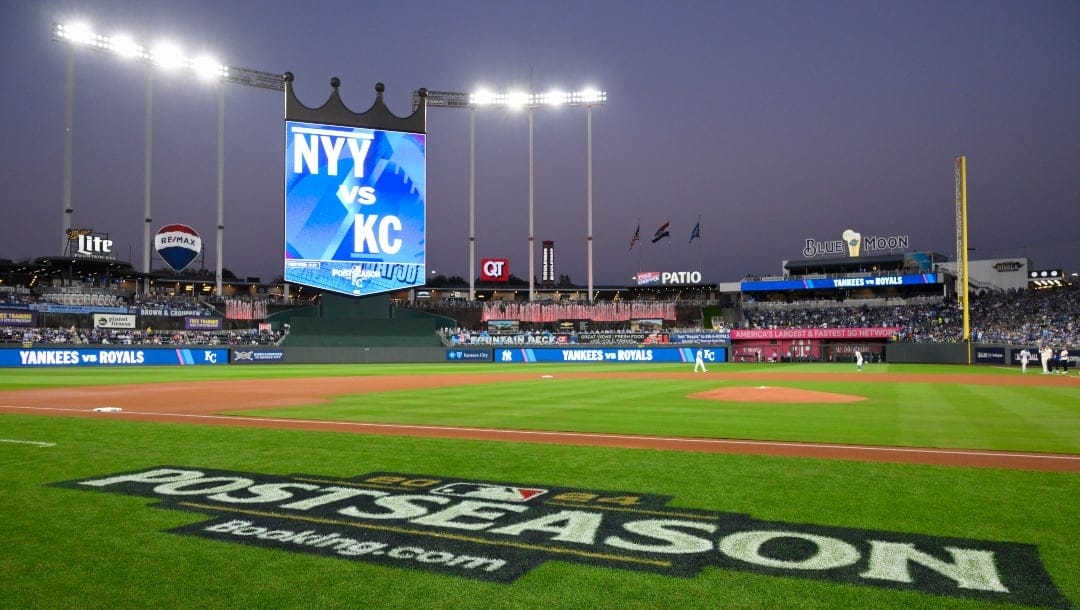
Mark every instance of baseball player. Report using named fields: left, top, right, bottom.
left=694, top=348, right=708, bottom=373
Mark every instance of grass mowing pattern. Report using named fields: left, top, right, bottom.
left=220, top=366, right=1080, bottom=453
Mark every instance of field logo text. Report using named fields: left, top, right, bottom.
left=52, top=467, right=1068, bottom=608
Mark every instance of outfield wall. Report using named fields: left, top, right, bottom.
left=0, top=346, right=719, bottom=367
left=0, top=343, right=1046, bottom=367
left=880, top=342, right=967, bottom=364
left=883, top=343, right=1053, bottom=365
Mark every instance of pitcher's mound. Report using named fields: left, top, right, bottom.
left=691, top=386, right=866, bottom=403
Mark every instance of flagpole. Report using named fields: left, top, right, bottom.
left=638, top=228, right=643, bottom=274
left=696, top=214, right=702, bottom=272
left=636, top=217, right=642, bottom=274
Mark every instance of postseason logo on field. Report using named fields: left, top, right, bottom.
left=51, top=467, right=1068, bottom=608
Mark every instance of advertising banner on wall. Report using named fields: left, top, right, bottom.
left=0, top=309, right=36, bottom=326
left=493, top=346, right=726, bottom=364
left=0, top=348, right=230, bottom=367
left=731, top=327, right=900, bottom=340
left=668, top=331, right=731, bottom=344
left=284, top=120, right=426, bottom=297
left=184, top=317, right=223, bottom=331
left=230, top=349, right=286, bottom=364
left=974, top=347, right=1006, bottom=365
left=741, top=274, right=940, bottom=292
left=445, top=349, right=492, bottom=362
left=93, top=314, right=136, bottom=329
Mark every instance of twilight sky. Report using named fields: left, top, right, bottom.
left=1, top=0, right=1077, bottom=286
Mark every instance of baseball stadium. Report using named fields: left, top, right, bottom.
left=3, top=63, right=1079, bottom=610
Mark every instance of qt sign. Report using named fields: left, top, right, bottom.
left=480, top=258, right=509, bottom=282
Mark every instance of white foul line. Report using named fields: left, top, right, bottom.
left=3, top=404, right=1078, bottom=464
left=0, top=438, right=56, bottom=447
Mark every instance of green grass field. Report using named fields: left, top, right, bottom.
left=1, top=363, right=1077, bottom=609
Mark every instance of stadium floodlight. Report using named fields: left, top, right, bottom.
left=109, top=34, right=140, bottom=59
left=53, top=21, right=283, bottom=297
left=421, top=87, right=607, bottom=301
left=54, top=24, right=235, bottom=77
left=191, top=55, right=225, bottom=80
left=149, top=43, right=185, bottom=69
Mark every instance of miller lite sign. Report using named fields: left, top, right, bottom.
left=480, top=258, right=510, bottom=282
left=67, top=228, right=115, bottom=260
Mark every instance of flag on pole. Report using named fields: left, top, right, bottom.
left=652, top=221, right=671, bottom=243
left=629, top=224, right=641, bottom=250
left=689, top=221, right=700, bottom=243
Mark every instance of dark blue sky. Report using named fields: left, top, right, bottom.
left=2, top=0, right=1077, bottom=285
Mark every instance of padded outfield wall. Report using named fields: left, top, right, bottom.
left=0, top=346, right=721, bottom=367
left=0, top=343, right=1048, bottom=367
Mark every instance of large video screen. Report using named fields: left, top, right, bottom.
left=284, top=120, right=426, bottom=296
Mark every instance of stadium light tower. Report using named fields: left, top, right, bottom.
left=52, top=22, right=282, bottom=296
left=419, top=87, right=606, bottom=301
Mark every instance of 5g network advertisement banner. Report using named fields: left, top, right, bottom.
left=285, top=121, right=426, bottom=297
left=494, top=347, right=726, bottom=364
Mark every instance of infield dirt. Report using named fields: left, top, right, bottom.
left=1, top=370, right=1077, bottom=472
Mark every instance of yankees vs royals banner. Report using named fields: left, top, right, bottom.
left=284, top=120, right=426, bottom=297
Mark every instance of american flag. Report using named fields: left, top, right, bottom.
left=629, top=224, right=641, bottom=250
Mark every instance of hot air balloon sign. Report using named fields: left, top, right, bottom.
left=154, top=224, right=202, bottom=273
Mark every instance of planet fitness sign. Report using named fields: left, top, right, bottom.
left=52, top=467, right=1067, bottom=607
left=284, top=121, right=426, bottom=297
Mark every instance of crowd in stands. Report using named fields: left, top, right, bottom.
left=1, top=286, right=283, bottom=345
left=966, top=287, right=1078, bottom=347
left=742, top=300, right=961, bottom=343
left=1, top=326, right=284, bottom=346
left=3, top=280, right=1077, bottom=349
left=741, top=286, right=1079, bottom=347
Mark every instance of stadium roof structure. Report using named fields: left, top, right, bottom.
left=30, top=256, right=143, bottom=279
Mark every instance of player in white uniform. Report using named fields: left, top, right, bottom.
left=694, top=348, right=708, bottom=373
left=1040, top=346, right=1053, bottom=374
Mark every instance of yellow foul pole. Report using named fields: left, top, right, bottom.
left=954, top=156, right=971, bottom=363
